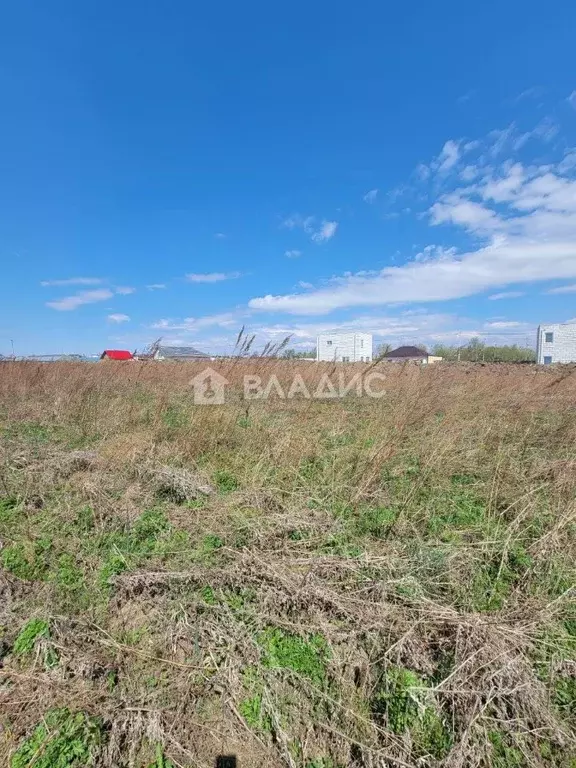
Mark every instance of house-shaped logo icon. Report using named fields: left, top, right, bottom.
left=190, top=368, right=229, bottom=405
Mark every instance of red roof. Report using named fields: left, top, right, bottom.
left=100, top=350, right=133, bottom=360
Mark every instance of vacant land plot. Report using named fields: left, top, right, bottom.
left=0, top=360, right=575, bottom=767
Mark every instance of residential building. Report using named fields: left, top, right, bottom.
left=382, top=346, right=442, bottom=364
left=536, top=322, right=576, bottom=364
left=153, top=345, right=210, bottom=361
left=316, top=332, right=372, bottom=362
left=100, top=350, right=133, bottom=361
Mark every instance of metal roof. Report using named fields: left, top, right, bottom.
left=157, top=345, right=210, bottom=358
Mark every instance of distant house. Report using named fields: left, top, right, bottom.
left=100, top=350, right=133, bottom=361
left=316, top=333, right=373, bottom=362
left=153, top=345, right=211, bottom=361
left=383, top=346, right=442, bottom=364
left=536, top=322, right=576, bottom=364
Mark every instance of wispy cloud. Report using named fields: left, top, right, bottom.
left=107, top=313, right=130, bottom=323
left=567, top=91, right=576, bottom=110
left=546, top=283, right=576, bottom=294
left=488, top=291, right=525, bottom=300
left=214, top=232, right=227, bottom=239
left=41, top=277, right=102, bottom=287
left=185, top=271, right=241, bottom=283
left=514, top=86, right=544, bottom=103
left=311, top=220, right=338, bottom=243
left=152, top=311, right=244, bottom=331
left=249, top=133, right=576, bottom=315
left=46, top=289, right=114, bottom=311
left=363, top=189, right=378, bottom=204
left=281, top=214, right=339, bottom=243
left=115, top=286, right=136, bottom=295
left=146, top=284, right=166, bottom=290
left=484, top=320, right=525, bottom=328
left=437, top=140, right=460, bottom=172
left=285, top=250, right=302, bottom=259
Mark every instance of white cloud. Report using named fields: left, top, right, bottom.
left=567, top=91, right=576, bottom=110
left=546, top=283, right=576, bottom=294
left=484, top=321, right=525, bottom=328
left=107, top=313, right=130, bottom=323
left=514, top=86, right=544, bottom=102
left=363, top=188, right=379, bottom=203
left=488, top=124, right=516, bottom=157
left=41, top=277, right=102, bottom=287
left=311, top=220, right=338, bottom=243
left=285, top=250, right=302, bottom=259
left=249, top=150, right=576, bottom=315
left=115, top=286, right=136, bottom=295
left=185, top=272, right=241, bottom=283
left=488, top=291, right=525, bottom=300
left=214, top=232, right=227, bottom=239
left=437, top=140, right=460, bottom=172
left=151, top=311, right=244, bottom=331
left=559, top=151, right=576, bottom=174
left=146, top=283, right=166, bottom=290
left=47, top=289, right=114, bottom=311
left=281, top=214, right=338, bottom=243
left=514, top=118, right=559, bottom=150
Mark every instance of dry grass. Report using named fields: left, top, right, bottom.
left=0, top=360, right=575, bottom=767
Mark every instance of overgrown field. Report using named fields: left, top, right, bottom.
left=0, top=360, right=575, bottom=767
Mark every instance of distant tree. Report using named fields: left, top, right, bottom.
left=375, top=343, right=392, bottom=359
left=281, top=348, right=315, bottom=359
left=432, top=340, right=535, bottom=363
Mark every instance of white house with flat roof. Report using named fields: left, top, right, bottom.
left=536, top=322, right=576, bottom=364
left=316, top=332, right=372, bottom=362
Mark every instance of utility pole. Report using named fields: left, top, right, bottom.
left=10, top=340, right=15, bottom=359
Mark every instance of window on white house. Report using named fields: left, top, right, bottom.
left=326, top=340, right=332, bottom=346
left=360, top=339, right=364, bottom=347
left=342, top=356, right=350, bottom=362
left=543, top=356, right=552, bottom=365
left=545, top=332, right=554, bottom=343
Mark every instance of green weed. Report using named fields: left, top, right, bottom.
left=147, top=744, right=176, bottom=768
left=214, top=470, right=239, bottom=493
left=259, top=627, right=330, bottom=684
left=1, top=538, right=53, bottom=581
left=488, top=730, right=524, bottom=768
left=353, top=506, right=396, bottom=538
left=371, top=666, right=451, bottom=759
left=13, top=618, right=50, bottom=656
left=11, top=708, right=103, bottom=768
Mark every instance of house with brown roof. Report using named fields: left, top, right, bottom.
left=382, top=346, right=442, bottom=364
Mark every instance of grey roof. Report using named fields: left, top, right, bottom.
left=157, top=345, right=210, bottom=358
left=384, top=345, right=428, bottom=359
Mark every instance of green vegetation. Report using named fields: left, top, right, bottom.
left=432, top=336, right=536, bottom=362
left=13, top=618, right=50, bottom=656
left=258, top=627, right=330, bottom=684
left=11, top=709, right=102, bottom=768
left=371, top=666, right=451, bottom=759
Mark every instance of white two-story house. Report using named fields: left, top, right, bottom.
left=316, top=332, right=373, bottom=362
left=536, top=322, right=576, bottom=364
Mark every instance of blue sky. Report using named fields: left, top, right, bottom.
left=1, top=0, right=576, bottom=356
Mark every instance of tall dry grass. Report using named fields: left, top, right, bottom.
left=0, top=360, right=575, bottom=767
